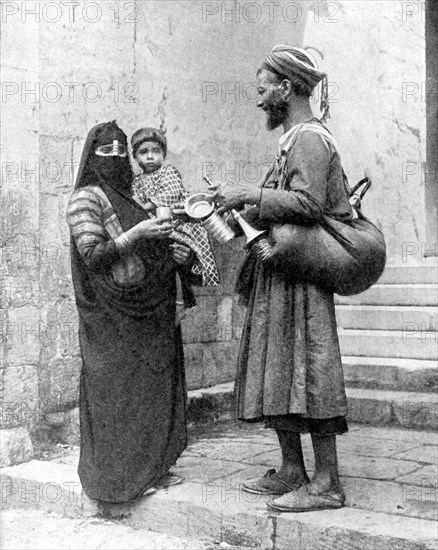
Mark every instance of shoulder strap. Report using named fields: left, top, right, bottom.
left=281, top=122, right=340, bottom=156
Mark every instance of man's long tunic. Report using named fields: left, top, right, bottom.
left=235, top=124, right=352, bottom=422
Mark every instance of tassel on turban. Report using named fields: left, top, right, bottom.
left=261, top=44, right=330, bottom=122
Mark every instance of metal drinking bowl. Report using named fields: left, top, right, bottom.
left=184, top=193, right=215, bottom=220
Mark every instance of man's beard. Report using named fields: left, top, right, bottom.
left=265, top=98, right=289, bottom=131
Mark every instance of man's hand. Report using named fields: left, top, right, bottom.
left=211, top=182, right=261, bottom=214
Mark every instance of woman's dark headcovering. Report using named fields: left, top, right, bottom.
left=75, top=120, right=133, bottom=191
left=131, top=127, right=167, bottom=158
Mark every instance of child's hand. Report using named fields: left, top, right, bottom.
left=170, top=242, right=194, bottom=265
left=171, top=202, right=185, bottom=215
left=171, top=202, right=190, bottom=223
left=142, top=201, right=157, bottom=211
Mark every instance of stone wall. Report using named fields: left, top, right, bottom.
left=1, top=0, right=308, bottom=462
left=303, top=0, right=429, bottom=263
left=1, top=0, right=432, bottom=465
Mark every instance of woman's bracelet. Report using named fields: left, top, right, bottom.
left=115, top=232, right=132, bottom=252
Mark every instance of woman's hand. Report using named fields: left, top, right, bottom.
left=171, top=242, right=194, bottom=265
left=133, top=217, right=174, bottom=240
left=210, top=182, right=261, bottom=214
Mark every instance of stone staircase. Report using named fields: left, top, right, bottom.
left=336, top=263, right=438, bottom=430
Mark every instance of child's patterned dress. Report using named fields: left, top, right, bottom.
left=133, top=165, right=220, bottom=286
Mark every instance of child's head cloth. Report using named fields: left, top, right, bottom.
left=131, top=127, right=167, bottom=157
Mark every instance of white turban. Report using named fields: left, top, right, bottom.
left=261, top=45, right=330, bottom=121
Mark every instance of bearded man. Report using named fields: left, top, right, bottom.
left=213, top=45, right=353, bottom=512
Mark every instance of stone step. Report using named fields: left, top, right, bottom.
left=338, top=329, right=438, bottom=360
left=2, top=509, right=218, bottom=550
left=1, top=425, right=437, bottom=550
left=32, top=383, right=438, bottom=465
left=346, top=387, right=438, bottom=431
left=378, top=264, right=437, bottom=285
left=335, top=284, right=438, bottom=306
left=336, top=305, right=437, bottom=331
left=189, top=383, right=438, bottom=431
left=342, top=356, right=438, bottom=393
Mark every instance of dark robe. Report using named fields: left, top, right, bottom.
left=69, top=122, right=187, bottom=503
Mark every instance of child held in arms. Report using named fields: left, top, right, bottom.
left=131, top=127, right=219, bottom=309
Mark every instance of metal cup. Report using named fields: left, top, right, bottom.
left=156, top=206, right=173, bottom=219
left=185, top=192, right=235, bottom=244
left=201, top=212, right=235, bottom=244
left=184, top=193, right=214, bottom=220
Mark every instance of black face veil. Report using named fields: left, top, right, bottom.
left=74, top=120, right=149, bottom=231
left=74, top=120, right=133, bottom=193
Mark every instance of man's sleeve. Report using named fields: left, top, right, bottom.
left=259, top=131, right=331, bottom=225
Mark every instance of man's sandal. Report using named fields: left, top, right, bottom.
left=242, top=468, right=307, bottom=495
left=266, top=484, right=345, bottom=512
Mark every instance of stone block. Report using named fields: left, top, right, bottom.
left=391, top=445, right=437, bottom=465
left=183, top=344, right=204, bottom=390
left=336, top=434, right=419, bottom=459
left=355, top=425, right=438, bottom=446
left=0, top=16, right=39, bottom=74
left=342, top=357, right=438, bottom=393
left=187, top=438, right=275, bottom=464
left=45, top=407, right=80, bottom=447
left=2, top=307, right=41, bottom=367
left=200, top=341, right=239, bottom=388
left=221, top=512, right=272, bottom=549
left=39, top=194, right=72, bottom=300
left=339, top=329, right=437, bottom=361
left=347, top=395, right=392, bottom=426
left=0, top=427, right=34, bottom=467
left=38, top=137, right=75, bottom=194
left=173, top=456, right=243, bottom=484
left=1, top=226, right=41, bottom=311
left=232, top=295, right=246, bottom=337
left=38, top=357, right=81, bottom=413
left=394, top=465, right=438, bottom=489
left=341, top=477, right=437, bottom=521
left=0, top=365, right=39, bottom=429
left=0, top=68, right=39, bottom=140
left=187, top=385, right=234, bottom=424
left=216, top=296, right=233, bottom=342
left=336, top=305, right=438, bottom=332
left=1, top=272, right=40, bottom=310
left=347, top=388, right=438, bottom=430
left=338, top=453, right=419, bottom=481
left=181, top=296, right=218, bottom=344
left=336, top=285, right=437, bottom=307
left=0, top=460, right=81, bottom=516
left=38, top=301, right=80, bottom=365
left=393, top=399, right=438, bottom=431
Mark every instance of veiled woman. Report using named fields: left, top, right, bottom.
left=67, top=121, right=193, bottom=503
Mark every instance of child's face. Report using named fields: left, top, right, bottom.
left=135, top=140, right=165, bottom=174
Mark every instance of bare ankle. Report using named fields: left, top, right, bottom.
left=278, top=466, right=309, bottom=484
left=309, top=473, right=342, bottom=494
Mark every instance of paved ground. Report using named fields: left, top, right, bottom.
left=49, top=419, right=438, bottom=522
left=1, top=420, right=437, bottom=549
